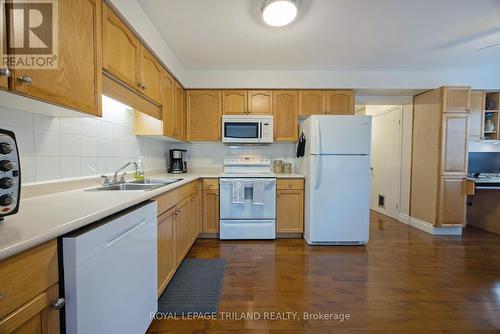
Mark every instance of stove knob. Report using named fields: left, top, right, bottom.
left=0, top=194, right=13, bottom=207
left=0, top=177, right=14, bottom=189
left=0, top=160, right=14, bottom=172
left=0, top=142, right=13, bottom=155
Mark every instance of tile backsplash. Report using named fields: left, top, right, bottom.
left=172, top=142, right=297, bottom=170
left=1, top=97, right=168, bottom=183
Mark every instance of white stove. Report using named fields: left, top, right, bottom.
left=222, top=155, right=273, bottom=177
left=219, top=155, right=276, bottom=240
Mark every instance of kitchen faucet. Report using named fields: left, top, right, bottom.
left=101, top=161, right=139, bottom=185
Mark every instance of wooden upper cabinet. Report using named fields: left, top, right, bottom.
left=299, top=90, right=326, bottom=115
left=223, top=90, right=247, bottom=114
left=441, top=113, right=468, bottom=175
left=0, top=4, right=8, bottom=90
left=248, top=90, right=273, bottom=115
left=443, top=87, right=471, bottom=113
left=102, top=2, right=140, bottom=90
left=468, top=91, right=484, bottom=140
left=187, top=90, right=222, bottom=141
left=326, top=90, right=354, bottom=115
left=161, top=71, right=176, bottom=138
left=139, top=47, right=162, bottom=103
left=174, top=82, right=185, bottom=140
left=273, top=90, right=299, bottom=142
left=9, top=0, right=102, bottom=116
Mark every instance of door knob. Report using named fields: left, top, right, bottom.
left=0, top=68, right=11, bottom=77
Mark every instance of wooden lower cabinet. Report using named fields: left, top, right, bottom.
left=437, top=176, right=466, bottom=226
left=157, top=207, right=176, bottom=296
left=174, top=196, right=190, bottom=267
left=202, top=189, right=219, bottom=234
left=0, top=240, right=61, bottom=334
left=0, top=284, right=60, bottom=334
left=156, top=180, right=201, bottom=295
left=276, top=179, right=304, bottom=233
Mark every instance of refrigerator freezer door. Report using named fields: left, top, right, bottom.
left=305, top=154, right=370, bottom=244
left=307, top=115, right=372, bottom=155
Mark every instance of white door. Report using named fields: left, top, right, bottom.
left=370, top=107, right=402, bottom=220
left=308, top=154, right=370, bottom=244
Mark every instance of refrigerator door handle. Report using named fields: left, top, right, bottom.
left=314, top=155, right=321, bottom=190
left=312, top=119, right=321, bottom=154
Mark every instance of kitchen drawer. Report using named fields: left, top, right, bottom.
left=0, top=240, right=58, bottom=319
left=277, top=179, right=304, bottom=190
left=202, top=178, right=219, bottom=190
left=155, top=181, right=196, bottom=216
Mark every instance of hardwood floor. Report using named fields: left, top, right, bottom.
left=148, top=211, right=500, bottom=333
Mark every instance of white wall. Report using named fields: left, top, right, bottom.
left=0, top=97, right=169, bottom=183
left=364, top=103, right=413, bottom=221
left=184, top=69, right=500, bottom=90
left=110, top=1, right=500, bottom=90
left=469, top=140, right=500, bottom=153
left=399, top=104, right=413, bottom=217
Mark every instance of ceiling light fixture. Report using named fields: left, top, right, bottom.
left=261, top=0, right=298, bottom=27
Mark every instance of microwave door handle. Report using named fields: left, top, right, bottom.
left=259, top=123, right=262, bottom=140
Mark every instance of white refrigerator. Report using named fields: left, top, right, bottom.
left=297, top=115, right=372, bottom=245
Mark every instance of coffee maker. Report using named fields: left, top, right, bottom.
left=168, top=149, right=187, bottom=174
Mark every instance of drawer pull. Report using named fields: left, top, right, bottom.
left=51, top=298, right=65, bottom=310
left=18, top=76, right=33, bottom=85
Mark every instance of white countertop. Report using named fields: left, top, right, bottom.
left=0, top=169, right=304, bottom=260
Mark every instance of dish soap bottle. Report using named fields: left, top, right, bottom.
left=135, top=158, right=145, bottom=180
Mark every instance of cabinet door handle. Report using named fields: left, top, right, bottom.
left=138, top=83, right=147, bottom=90
left=18, top=76, right=32, bottom=85
left=0, top=68, right=11, bottom=77
left=51, top=298, right=65, bottom=310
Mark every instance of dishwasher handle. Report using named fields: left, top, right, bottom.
left=106, top=220, right=148, bottom=246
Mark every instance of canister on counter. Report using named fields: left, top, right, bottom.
left=283, top=162, right=292, bottom=173
left=273, top=160, right=283, bottom=173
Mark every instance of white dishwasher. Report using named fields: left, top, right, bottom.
left=62, top=201, right=157, bottom=334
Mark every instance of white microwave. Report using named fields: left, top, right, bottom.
left=222, top=115, right=273, bottom=143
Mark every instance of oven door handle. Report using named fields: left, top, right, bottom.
left=220, top=179, right=276, bottom=183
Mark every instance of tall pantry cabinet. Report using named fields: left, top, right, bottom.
left=410, top=87, right=470, bottom=227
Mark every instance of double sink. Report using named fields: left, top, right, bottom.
left=88, top=178, right=182, bottom=191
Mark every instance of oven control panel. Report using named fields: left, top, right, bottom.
left=0, top=129, right=21, bottom=220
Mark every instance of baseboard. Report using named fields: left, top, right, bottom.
left=408, top=217, right=435, bottom=234
left=398, top=213, right=410, bottom=224
left=408, top=217, right=462, bottom=235
left=197, top=233, right=219, bottom=239
left=276, top=233, right=303, bottom=239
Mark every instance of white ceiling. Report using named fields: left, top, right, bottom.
left=138, top=0, right=500, bottom=72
